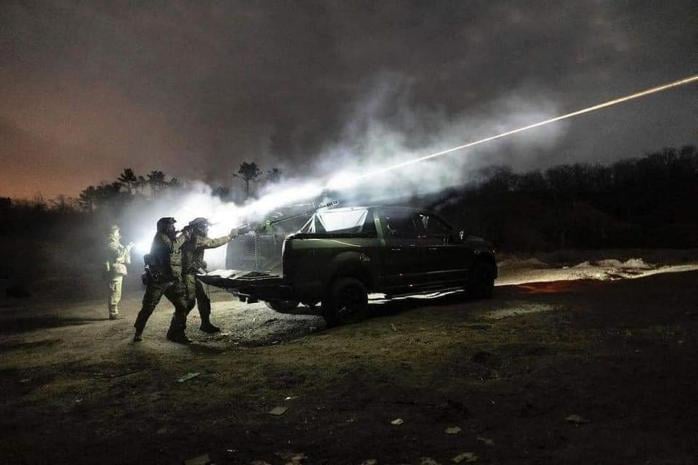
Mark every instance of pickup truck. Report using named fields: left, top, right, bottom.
left=200, top=206, right=497, bottom=326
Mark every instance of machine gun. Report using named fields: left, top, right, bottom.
left=237, top=200, right=339, bottom=235
left=225, top=200, right=339, bottom=272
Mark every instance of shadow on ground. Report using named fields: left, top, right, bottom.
left=0, top=316, right=103, bottom=335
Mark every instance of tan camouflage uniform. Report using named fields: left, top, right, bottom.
left=181, top=233, right=235, bottom=326
left=106, top=230, right=132, bottom=319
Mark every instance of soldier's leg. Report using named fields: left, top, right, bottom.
left=133, top=283, right=165, bottom=338
left=196, top=278, right=219, bottom=333
left=108, top=277, right=123, bottom=319
left=164, top=281, right=191, bottom=344
left=183, top=274, right=197, bottom=314
left=108, top=278, right=117, bottom=318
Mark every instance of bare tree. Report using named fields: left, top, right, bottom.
left=50, top=195, right=76, bottom=212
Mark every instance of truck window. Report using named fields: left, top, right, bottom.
left=417, top=213, right=452, bottom=237
left=379, top=209, right=418, bottom=239
left=300, top=208, right=376, bottom=235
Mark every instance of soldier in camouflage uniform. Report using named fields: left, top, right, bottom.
left=105, top=225, right=134, bottom=320
left=133, top=217, right=193, bottom=344
left=181, top=217, right=240, bottom=333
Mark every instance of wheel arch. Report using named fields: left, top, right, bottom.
left=473, top=251, right=498, bottom=279
left=323, top=251, right=375, bottom=292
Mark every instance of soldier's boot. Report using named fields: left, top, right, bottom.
left=199, top=314, right=220, bottom=334
left=166, top=313, right=191, bottom=344
left=197, top=292, right=219, bottom=333
left=109, top=305, right=120, bottom=320
left=133, top=319, right=146, bottom=342
left=166, top=329, right=191, bottom=344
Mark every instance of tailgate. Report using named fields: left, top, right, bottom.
left=197, top=270, right=292, bottom=301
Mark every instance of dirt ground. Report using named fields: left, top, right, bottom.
left=1, top=254, right=697, bottom=465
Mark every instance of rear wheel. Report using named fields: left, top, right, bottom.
left=466, top=260, right=495, bottom=299
left=265, top=299, right=300, bottom=312
left=322, top=277, right=369, bottom=327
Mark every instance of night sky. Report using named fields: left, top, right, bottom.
left=1, top=0, right=696, bottom=198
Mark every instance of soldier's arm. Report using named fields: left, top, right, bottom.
left=121, top=243, right=134, bottom=265
left=172, top=230, right=191, bottom=249
left=197, top=234, right=233, bottom=250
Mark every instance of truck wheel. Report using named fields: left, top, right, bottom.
left=322, top=277, right=369, bottom=327
left=467, top=260, right=495, bottom=299
left=265, top=299, right=300, bottom=312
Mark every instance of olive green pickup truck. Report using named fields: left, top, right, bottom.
left=200, top=206, right=497, bottom=326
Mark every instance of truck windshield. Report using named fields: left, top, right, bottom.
left=300, top=209, right=376, bottom=235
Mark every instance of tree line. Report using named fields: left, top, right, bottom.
left=1, top=146, right=696, bottom=250
left=75, top=161, right=280, bottom=212
left=433, top=145, right=698, bottom=250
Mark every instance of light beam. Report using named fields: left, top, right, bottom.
left=334, top=74, right=698, bottom=186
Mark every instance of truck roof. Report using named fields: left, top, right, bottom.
left=319, top=205, right=417, bottom=212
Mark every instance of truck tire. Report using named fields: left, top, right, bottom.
left=466, top=260, right=495, bottom=299
left=265, top=299, right=300, bottom=312
left=322, top=277, right=369, bottom=327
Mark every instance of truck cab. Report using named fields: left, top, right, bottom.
left=284, top=206, right=495, bottom=300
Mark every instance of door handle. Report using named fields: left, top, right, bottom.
left=391, top=248, right=403, bottom=252
left=428, top=247, right=438, bottom=251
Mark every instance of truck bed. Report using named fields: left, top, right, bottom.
left=198, top=270, right=292, bottom=302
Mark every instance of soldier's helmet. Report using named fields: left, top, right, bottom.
left=156, top=217, right=176, bottom=233
left=188, top=217, right=210, bottom=234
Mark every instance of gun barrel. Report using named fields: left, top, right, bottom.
left=267, top=200, right=339, bottom=226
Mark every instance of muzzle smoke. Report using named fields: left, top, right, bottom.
left=131, top=73, right=697, bottom=267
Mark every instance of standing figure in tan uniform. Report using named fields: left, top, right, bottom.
left=105, top=225, right=133, bottom=320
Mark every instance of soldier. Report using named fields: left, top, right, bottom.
left=133, top=217, right=193, bottom=344
left=181, top=217, right=240, bottom=333
left=105, top=225, right=134, bottom=320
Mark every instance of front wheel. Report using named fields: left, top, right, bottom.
left=265, top=299, right=300, bottom=312
left=322, top=277, right=369, bottom=327
left=466, top=260, right=495, bottom=299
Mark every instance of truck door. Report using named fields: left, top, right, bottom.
left=376, top=208, right=423, bottom=291
left=416, top=212, right=472, bottom=285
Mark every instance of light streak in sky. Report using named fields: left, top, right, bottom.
left=327, top=74, right=698, bottom=187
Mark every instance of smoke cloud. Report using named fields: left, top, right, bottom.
left=122, top=71, right=576, bottom=268
left=320, top=73, right=569, bottom=198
